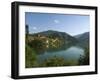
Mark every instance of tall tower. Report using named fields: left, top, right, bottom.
left=26, top=24, right=29, bottom=35
left=26, top=25, right=29, bottom=42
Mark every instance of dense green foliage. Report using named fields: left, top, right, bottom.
left=28, top=39, right=46, bottom=54
left=25, top=44, right=37, bottom=68
left=39, top=56, right=78, bottom=67
left=78, top=47, right=89, bottom=65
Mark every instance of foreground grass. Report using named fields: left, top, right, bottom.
left=25, top=44, right=37, bottom=68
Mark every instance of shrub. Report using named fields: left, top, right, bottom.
left=78, top=47, right=89, bottom=65
left=39, top=56, right=78, bottom=67
left=25, top=44, right=37, bottom=68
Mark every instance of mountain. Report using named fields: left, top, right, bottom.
left=29, top=30, right=78, bottom=49
left=74, top=32, right=89, bottom=48
left=28, top=30, right=89, bottom=49
left=34, top=30, right=77, bottom=41
left=74, top=32, right=89, bottom=40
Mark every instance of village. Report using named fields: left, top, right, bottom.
left=28, top=34, right=63, bottom=49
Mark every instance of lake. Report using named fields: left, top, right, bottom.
left=37, top=46, right=84, bottom=64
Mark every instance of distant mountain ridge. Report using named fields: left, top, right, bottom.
left=32, top=30, right=77, bottom=44
left=33, top=30, right=72, bottom=37
left=74, top=32, right=89, bottom=39
left=74, top=32, right=89, bottom=48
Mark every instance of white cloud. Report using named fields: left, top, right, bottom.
left=33, top=27, right=37, bottom=30
left=54, top=19, right=60, bottom=24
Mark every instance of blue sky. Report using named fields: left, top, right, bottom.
left=25, top=12, right=90, bottom=36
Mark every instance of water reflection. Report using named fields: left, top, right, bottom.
left=37, top=46, right=84, bottom=63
